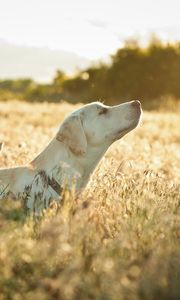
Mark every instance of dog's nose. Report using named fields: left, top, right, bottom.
left=131, top=100, right=141, bottom=108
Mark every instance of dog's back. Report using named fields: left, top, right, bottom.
left=0, top=166, right=35, bottom=197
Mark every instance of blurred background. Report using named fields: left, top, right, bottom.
left=0, top=0, right=180, bottom=109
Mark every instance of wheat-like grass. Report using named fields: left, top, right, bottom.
left=0, top=100, right=179, bottom=300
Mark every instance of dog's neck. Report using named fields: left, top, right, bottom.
left=30, top=138, right=109, bottom=191
left=31, top=138, right=62, bottom=170
left=75, top=142, right=110, bottom=190
left=31, top=138, right=80, bottom=170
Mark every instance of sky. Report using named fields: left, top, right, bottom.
left=0, top=0, right=180, bottom=60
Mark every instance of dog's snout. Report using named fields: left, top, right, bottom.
left=131, top=100, right=141, bottom=108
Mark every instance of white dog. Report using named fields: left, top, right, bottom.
left=0, top=101, right=142, bottom=213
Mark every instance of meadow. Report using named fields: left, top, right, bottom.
left=0, top=100, right=179, bottom=300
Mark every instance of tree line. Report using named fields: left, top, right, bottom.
left=0, top=40, right=180, bottom=107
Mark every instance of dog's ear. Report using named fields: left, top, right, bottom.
left=56, top=115, right=87, bottom=156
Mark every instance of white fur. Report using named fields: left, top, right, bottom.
left=0, top=101, right=142, bottom=213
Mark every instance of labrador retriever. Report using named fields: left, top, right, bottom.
left=0, top=100, right=142, bottom=213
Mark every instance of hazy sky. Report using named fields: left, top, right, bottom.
left=0, top=0, right=180, bottom=59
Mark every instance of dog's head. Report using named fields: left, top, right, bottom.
left=56, top=101, right=142, bottom=156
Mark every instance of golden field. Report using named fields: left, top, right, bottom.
left=0, top=100, right=179, bottom=300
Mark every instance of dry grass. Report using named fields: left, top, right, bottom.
left=0, top=100, right=179, bottom=300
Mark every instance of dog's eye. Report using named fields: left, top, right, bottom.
left=98, top=107, right=108, bottom=115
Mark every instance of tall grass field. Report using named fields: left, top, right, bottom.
left=0, top=100, right=179, bottom=300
